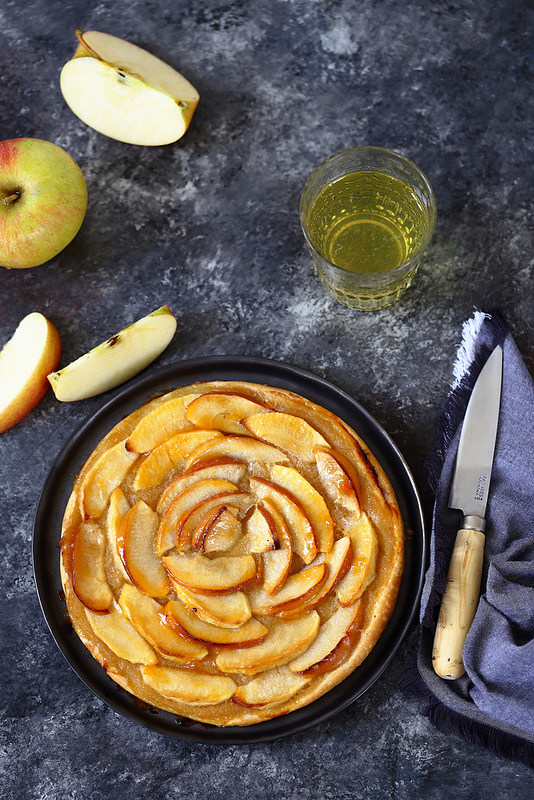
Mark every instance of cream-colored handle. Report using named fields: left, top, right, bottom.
left=432, top=528, right=485, bottom=680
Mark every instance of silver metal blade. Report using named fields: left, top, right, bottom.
left=449, top=345, right=503, bottom=519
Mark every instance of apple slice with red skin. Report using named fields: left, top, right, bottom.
left=164, top=599, right=268, bottom=646
left=71, top=520, right=113, bottom=612
left=117, top=500, right=169, bottom=598
left=191, top=505, right=242, bottom=553
left=259, top=500, right=293, bottom=594
left=269, top=464, right=334, bottom=552
left=250, top=476, right=317, bottom=564
left=0, top=312, right=61, bottom=434
left=177, top=491, right=250, bottom=550
left=140, top=665, right=236, bottom=705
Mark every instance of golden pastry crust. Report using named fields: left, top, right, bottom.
left=60, top=381, right=404, bottom=726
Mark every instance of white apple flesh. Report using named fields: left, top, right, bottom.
left=60, top=30, right=199, bottom=146
left=48, top=305, right=177, bottom=401
left=0, top=312, right=62, bottom=433
left=0, top=138, right=87, bottom=269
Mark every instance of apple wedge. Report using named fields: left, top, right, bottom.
left=250, top=477, right=317, bottom=564
left=183, top=435, right=290, bottom=470
left=60, top=30, right=199, bottom=146
left=215, top=612, right=320, bottom=675
left=170, top=583, right=252, bottom=629
left=269, top=464, right=334, bottom=553
left=127, top=392, right=200, bottom=453
left=47, top=305, right=177, bottom=401
left=132, top=429, right=222, bottom=490
left=164, top=599, right=268, bottom=646
left=336, top=512, right=378, bottom=606
left=314, top=447, right=361, bottom=515
left=118, top=584, right=207, bottom=662
left=163, top=552, right=257, bottom=594
left=233, top=667, right=310, bottom=708
left=156, top=458, right=247, bottom=515
left=289, top=601, right=362, bottom=675
left=0, top=312, right=61, bottom=434
left=71, top=521, right=113, bottom=612
left=184, top=392, right=268, bottom=434
left=117, top=500, right=169, bottom=598
left=85, top=605, right=158, bottom=665
left=242, top=411, right=329, bottom=460
left=80, top=440, right=138, bottom=519
left=140, top=666, right=236, bottom=705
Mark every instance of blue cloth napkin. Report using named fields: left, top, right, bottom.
left=410, top=309, right=534, bottom=763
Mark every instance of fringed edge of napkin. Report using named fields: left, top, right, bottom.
left=400, top=308, right=534, bottom=768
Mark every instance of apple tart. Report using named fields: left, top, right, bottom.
left=60, top=380, right=404, bottom=726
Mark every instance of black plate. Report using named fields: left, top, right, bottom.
left=33, top=356, right=426, bottom=744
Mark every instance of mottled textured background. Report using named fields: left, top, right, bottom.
left=1, top=0, right=534, bottom=797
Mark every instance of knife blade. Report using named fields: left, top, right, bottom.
left=432, top=344, right=503, bottom=679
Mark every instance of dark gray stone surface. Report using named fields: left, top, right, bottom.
left=1, top=0, right=533, bottom=796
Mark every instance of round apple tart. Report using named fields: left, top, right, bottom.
left=60, top=380, right=404, bottom=726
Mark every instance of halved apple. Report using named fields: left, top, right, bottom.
left=163, top=552, right=257, bottom=594
left=118, top=584, right=207, bottom=661
left=141, top=666, right=236, bottom=705
left=71, top=521, right=113, bottom=612
left=170, top=583, right=252, bottom=628
left=85, top=605, right=157, bottom=665
left=184, top=392, right=268, bottom=434
left=127, top=392, right=200, bottom=453
left=233, top=667, right=310, bottom=707
left=242, top=411, right=329, bottom=460
left=132, top=429, right=222, bottom=490
left=48, top=305, right=177, bottom=401
left=289, top=601, right=362, bottom=674
left=80, top=440, right=138, bottom=519
left=156, top=458, right=247, bottom=514
left=249, top=477, right=317, bottom=564
left=335, top=512, right=378, bottom=606
left=60, top=30, right=199, bottom=146
left=215, top=612, right=320, bottom=675
left=314, top=447, right=361, bottom=515
left=248, top=563, right=327, bottom=616
left=164, top=599, right=267, bottom=646
left=117, top=500, right=169, bottom=597
left=0, top=312, right=61, bottom=434
left=184, top=435, right=290, bottom=470
left=269, top=464, right=334, bottom=552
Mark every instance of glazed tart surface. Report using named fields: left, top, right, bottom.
left=60, top=380, right=404, bottom=726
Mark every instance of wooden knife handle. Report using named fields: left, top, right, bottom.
left=432, top=528, right=485, bottom=680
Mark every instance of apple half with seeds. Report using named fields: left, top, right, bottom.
left=60, top=29, right=199, bottom=146
left=47, top=305, right=176, bottom=401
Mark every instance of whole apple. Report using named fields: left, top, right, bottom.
left=0, top=138, right=87, bottom=269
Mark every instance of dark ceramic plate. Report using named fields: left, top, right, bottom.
left=33, top=356, right=426, bottom=744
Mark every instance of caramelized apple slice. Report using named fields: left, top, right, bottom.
left=250, top=477, right=317, bottom=564
left=242, top=411, right=329, bottom=460
left=117, top=500, right=169, bottom=597
left=126, top=392, right=200, bottom=452
left=164, top=599, right=268, bottom=645
left=192, top=505, right=242, bottom=553
left=156, top=478, right=239, bottom=555
left=185, top=392, right=268, bottom=434
left=170, top=583, right=252, bottom=628
left=289, top=601, right=362, bottom=674
left=81, top=440, right=138, bottom=519
left=248, top=563, right=327, bottom=615
left=156, top=458, right=247, bottom=515
left=85, top=605, right=158, bottom=665
left=141, top=665, right=236, bottom=705
left=269, top=464, right=334, bottom=552
left=106, top=488, right=132, bottom=583
left=215, top=612, right=320, bottom=675
left=336, top=512, right=378, bottom=606
left=163, top=552, right=257, bottom=593
left=314, top=447, right=361, bottom=515
left=118, top=584, right=207, bottom=661
left=233, top=667, right=310, bottom=707
left=260, top=500, right=293, bottom=594
left=72, top=521, right=113, bottom=612
left=184, top=435, right=290, bottom=470
left=231, top=505, right=278, bottom=555
left=132, top=429, right=222, bottom=489
left=178, top=491, right=250, bottom=549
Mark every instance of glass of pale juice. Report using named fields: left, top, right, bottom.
left=299, top=147, right=437, bottom=310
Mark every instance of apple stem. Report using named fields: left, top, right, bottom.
left=75, top=28, right=104, bottom=61
left=2, top=191, right=20, bottom=206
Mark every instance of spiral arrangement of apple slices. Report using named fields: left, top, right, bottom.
left=60, top=381, right=404, bottom=726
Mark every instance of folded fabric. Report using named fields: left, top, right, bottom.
left=407, top=309, right=534, bottom=765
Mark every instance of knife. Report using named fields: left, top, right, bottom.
left=432, top=344, right=503, bottom=680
